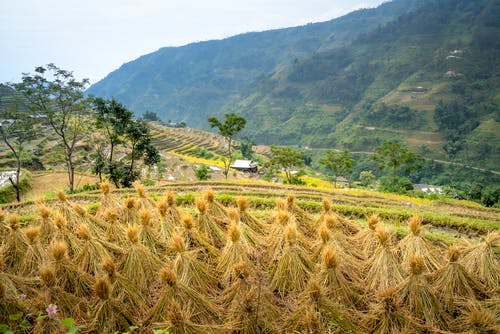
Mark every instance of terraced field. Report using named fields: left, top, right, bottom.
left=149, top=124, right=228, bottom=159
left=1, top=181, right=498, bottom=333
left=6, top=181, right=498, bottom=241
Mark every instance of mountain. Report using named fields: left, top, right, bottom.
left=87, top=0, right=499, bottom=173
left=225, top=0, right=500, bottom=171
left=86, top=0, right=424, bottom=126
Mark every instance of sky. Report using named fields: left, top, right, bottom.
left=0, top=0, right=386, bottom=85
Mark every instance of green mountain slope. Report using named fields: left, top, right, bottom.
left=86, top=0, right=424, bottom=126
left=226, top=0, right=499, bottom=171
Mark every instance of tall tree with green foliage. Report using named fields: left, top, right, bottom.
left=267, top=146, right=304, bottom=184
left=125, top=120, right=160, bottom=186
left=372, top=141, right=422, bottom=177
left=92, top=98, right=160, bottom=188
left=14, top=64, right=90, bottom=193
left=93, top=97, right=133, bottom=165
left=319, top=149, right=354, bottom=187
left=207, top=113, right=246, bottom=179
left=0, top=99, right=37, bottom=201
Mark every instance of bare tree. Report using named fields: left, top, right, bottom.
left=0, top=95, right=37, bottom=201
left=14, top=64, right=90, bottom=193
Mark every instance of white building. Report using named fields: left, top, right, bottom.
left=229, top=160, right=259, bottom=173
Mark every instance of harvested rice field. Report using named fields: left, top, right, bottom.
left=0, top=181, right=498, bottom=333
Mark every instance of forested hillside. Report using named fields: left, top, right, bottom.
left=227, top=0, right=499, bottom=171
left=87, top=0, right=499, bottom=173
left=86, top=0, right=424, bottom=126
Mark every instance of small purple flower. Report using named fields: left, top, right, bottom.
left=46, top=304, right=58, bottom=317
left=19, top=294, right=27, bottom=301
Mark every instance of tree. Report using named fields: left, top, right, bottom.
left=0, top=98, right=37, bottom=201
left=372, top=141, right=422, bottom=177
left=14, top=64, right=90, bottom=193
left=359, top=170, right=376, bottom=187
left=93, top=97, right=133, bottom=166
left=142, top=110, right=159, bottom=121
left=207, top=113, right=246, bottom=179
left=92, top=98, right=160, bottom=188
left=119, top=119, right=160, bottom=188
left=267, top=146, right=304, bottom=184
left=91, top=142, right=106, bottom=183
left=319, top=149, right=354, bottom=187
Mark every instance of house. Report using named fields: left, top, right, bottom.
left=229, top=160, right=258, bottom=173
left=335, top=176, right=349, bottom=184
left=413, top=184, right=443, bottom=194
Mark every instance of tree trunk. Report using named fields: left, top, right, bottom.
left=225, top=138, right=232, bottom=180
left=68, top=158, right=75, bottom=193
left=224, top=160, right=229, bottom=180
left=127, top=142, right=136, bottom=186
left=109, top=141, right=114, bottom=163
left=66, top=148, right=75, bottom=193
left=15, top=156, right=21, bottom=202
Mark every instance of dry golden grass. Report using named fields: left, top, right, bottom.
left=395, top=254, right=449, bottom=330
left=19, top=226, right=47, bottom=276
left=270, top=225, right=314, bottom=296
left=147, top=266, right=220, bottom=325
left=27, top=172, right=99, bottom=200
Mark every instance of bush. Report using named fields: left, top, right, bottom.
left=285, top=175, right=306, bottom=185
left=141, top=178, right=156, bottom=187
left=480, top=186, right=500, bottom=207
left=0, top=169, right=33, bottom=203
left=194, top=165, right=211, bottom=181
left=359, top=170, right=376, bottom=187
left=70, top=183, right=99, bottom=194
left=378, top=176, right=413, bottom=194
left=191, top=147, right=214, bottom=159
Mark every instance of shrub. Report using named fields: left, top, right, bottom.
left=141, top=178, right=156, bottom=187
left=191, top=147, right=214, bottom=159
left=194, top=165, right=211, bottom=181
left=70, top=183, right=99, bottom=194
left=378, top=176, right=413, bottom=194
left=0, top=169, right=33, bottom=203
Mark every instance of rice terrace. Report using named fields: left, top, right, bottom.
left=1, top=0, right=500, bottom=332
left=0, top=179, right=498, bottom=333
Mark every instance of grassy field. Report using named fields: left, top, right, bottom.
left=26, top=172, right=100, bottom=200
